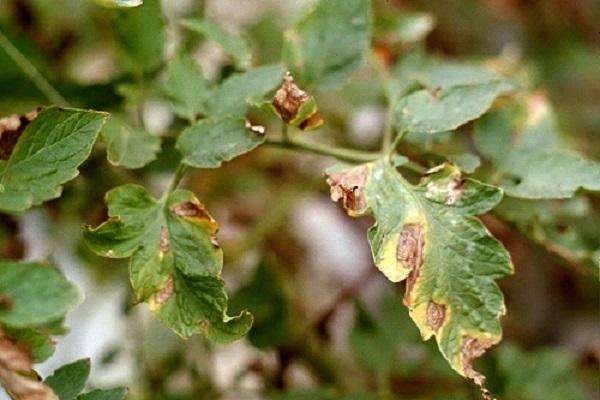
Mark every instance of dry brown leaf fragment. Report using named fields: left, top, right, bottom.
left=0, top=109, right=39, bottom=160
left=326, top=165, right=369, bottom=216
left=272, top=72, right=322, bottom=130
left=461, top=335, right=497, bottom=400
left=0, top=328, right=58, bottom=400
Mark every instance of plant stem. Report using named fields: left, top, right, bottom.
left=0, top=30, right=68, bottom=107
left=265, top=137, right=380, bottom=163
left=381, top=101, right=396, bottom=154
left=166, top=163, right=188, bottom=193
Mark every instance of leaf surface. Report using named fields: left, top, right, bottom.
left=83, top=184, right=252, bottom=341
left=176, top=117, right=264, bottom=169
left=327, top=161, right=512, bottom=391
left=283, top=0, right=370, bottom=89
left=77, top=388, right=128, bottom=400
left=93, top=0, right=142, bottom=8
left=45, top=359, right=91, bottom=400
left=164, top=51, right=210, bottom=121
left=0, top=107, right=108, bottom=213
left=102, top=116, right=160, bottom=169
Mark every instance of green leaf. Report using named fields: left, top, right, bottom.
left=0, top=107, right=108, bottom=213
left=326, top=161, right=512, bottom=390
left=283, top=0, right=371, bottom=89
left=205, top=64, right=285, bottom=118
left=182, top=19, right=252, bottom=69
left=176, top=117, right=264, bottom=169
left=394, top=81, right=508, bottom=134
left=0, top=261, right=80, bottom=328
left=83, top=184, right=252, bottom=341
left=391, top=12, right=435, bottom=45
left=77, top=388, right=128, bottom=400
left=474, top=94, right=600, bottom=198
left=164, top=51, right=210, bottom=121
left=114, top=0, right=165, bottom=73
left=102, top=116, right=161, bottom=169
left=416, top=62, right=515, bottom=91
left=5, top=327, right=56, bottom=363
left=93, top=0, right=142, bottom=8
left=45, top=359, right=91, bottom=400
left=447, top=153, right=481, bottom=174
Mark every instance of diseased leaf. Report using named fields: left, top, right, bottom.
left=327, top=161, right=512, bottom=394
left=0, top=107, right=108, bottom=213
left=44, top=359, right=90, bottom=400
left=102, top=116, right=160, bottom=169
left=182, top=19, right=251, bottom=70
left=271, top=72, right=323, bottom=130
left=283, top=0, right=371, bottom=89
left=176, top=117, right=264, bottom=169
left=474, top=94, right=600, bottom=198
left=0, top=327, right=58, bottom=400
left=394, top=81, right=509, bottom=134
left=77, top=388, right=127, bottom=400
left=114, top=0, right=165, bottom=73
left=0, top=261, right=80, bottom=328
left=204, top=64, right=285, bottom=118
left=164, top=51, right=210, bottom=121
left=83, top=184, right=252, bottom=341
left=93, top=0, right=142, bottom=8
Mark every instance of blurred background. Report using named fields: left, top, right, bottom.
left=0, top=0, right=598, bottom=399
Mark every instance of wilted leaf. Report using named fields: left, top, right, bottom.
left=44, top=359, right=90, bottom=400
left=92, top=0, right=142, bottom=8
left=271, top=72, right=323, bottom=130
left=474, top=94, right=600, bottom=198
left=0, top=327, right=58, bottom=400
left=327, top=161, right=512, bottom=393
left=204, top=64, right=285, bottom=117
left=283, top=0, right=370, bottom=89
left=182, top=19, right=251, bottom=69
left=114, top=0, right=165, bottom=73
left=0, top=261, right=79, bottom=328
left=83, top=184, right=252, bottom=341
left=102, top=116, right=160, bottom=169
left=394, top=81, right=509, bottom=134
left=0, top=107, right=108, bottom=213
left=176, top=117, right=264, bottom=169
left=164, top=51, right=210, bottom=121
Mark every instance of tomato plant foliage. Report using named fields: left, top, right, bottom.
left=0, top=0, right=598, bottom=399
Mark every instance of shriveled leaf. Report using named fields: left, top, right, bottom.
left=44, top=359, right=90, bottom=400
left=327, top=161, right=512, bottom=393
left=182, top=19, right=251, bottom=69
left=205, top=64, right=285, bottom=117
left=394, top=81, right=508, bottom=134
left=0, top=107, right=108, bottom=213
left=283, top=0, right=370, bottom=89
left=83, top=184, right=252, bottom=341
left=271, top=72, right=323, bottom=130
left=0, top=261, right=80, bottom=328
left=164, top=51, right=210, bottom=121
left=93, top=0, right=142, bottom=8
left=0, top=327, right=58, bottom=400
left=176, top=117, right=264, bottom=169
left=114, top=0, right=165, bottom=73
left=77, top=388, right=127, bottom=400
left=102, top=116, right=160, bottom=169
left=474, top=93, right=600, bottom=198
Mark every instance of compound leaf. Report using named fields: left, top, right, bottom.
left=327, top=161, right=512, bottom=392
left=83, top=184, right=252, bottom=341
left=176, top=117, right=264, bottom=169
left=0, top=107, right=108, bottom=213
left=283, top=0, right=371, bottom=89
left=0, top=261, right=80, bottom=328
left=102, top=116, right=160, bottom=169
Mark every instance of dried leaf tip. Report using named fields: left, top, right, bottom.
left=326, top=165, right=369, bottom=216
left=272, top=72, right=323, bottom=130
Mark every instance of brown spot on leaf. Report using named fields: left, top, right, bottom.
left=426, top=301, right=446, bottom=332
left=399, top=223, right=425, bottom=306
left=0, top=327, right=58, bottom=400
left=0, top=296, right=14, bottom=310
left=0, top=109, right=39, bottom=160
left=154, top=276, right=174, bottom=306
left=159, top=226, right=169, bottom=253
left=272, top=72, right=322, bottom=130
left=461, top=335, right=496, bottom=400
left=326, top=165, right=369, bottom=215
left=172, top=201, right=213, bottom=221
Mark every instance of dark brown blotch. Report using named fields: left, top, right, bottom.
left=426, top=301, right=446, bottom=332
left=172, top=201, right=213, bottom=221
left=400, top=223, right=425, bottom=306
left=272, top=72, right=309, bottom=123
left=159, top=226, right=169, bottom=253
left=154, top=276, right=174, bottom=306
left=326, top=165, right=369, bottom=215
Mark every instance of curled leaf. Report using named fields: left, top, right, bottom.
left=272, top=72, right=323, bottom=130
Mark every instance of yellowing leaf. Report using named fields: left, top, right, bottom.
left=327, top=161, right=513, bottom=395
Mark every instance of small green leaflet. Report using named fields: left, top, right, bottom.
left=164, top=51, right=210, bottom=122
left=102, top=116, right=161, bottom=169
left=326, top=161, right=512, bottom=393
left=391, top=12, right=435, bottom=45
left=0, top=261, right=80, bottom=328
left=474, top=94, right=600, bottom=198
left=182, top=19, right=252, bottom=70
left=0, top=107, right=108, bottom=213
left=4, top=327, right=56, bottom=363
left=83, top=184, right=252, bottom=341
left=176, top=117, right=265, bottom=169
left=92, top=0, right=142, bottom=8
left=283, top=0, right=371, bottom=89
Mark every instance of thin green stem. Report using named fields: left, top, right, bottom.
left=281, top=121, right=290, bottom=142
left=382, top=102, right=396, bottom=153
left=0, top=30, right=68, bottom=106
left=166, top=163, right=188, bottom=194
left=265, top=137, right=381, bottom=163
